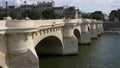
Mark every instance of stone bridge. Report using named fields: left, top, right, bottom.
left=0, top=19, right=104, bottom=68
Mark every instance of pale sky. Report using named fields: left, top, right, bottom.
left=0, top=0, right=120, bottom=14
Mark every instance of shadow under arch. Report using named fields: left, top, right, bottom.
left=88, top=27, right=90, bottom=32
left=35, top=36, right=63, bottom=56
left=0, top=66, right=2, bottom=68
left=74, top=29, right=81, bottom=44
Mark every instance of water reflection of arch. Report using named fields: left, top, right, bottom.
left=74, top=29, right=81, bottom=44
left=35, top=36, right=63, bottom=55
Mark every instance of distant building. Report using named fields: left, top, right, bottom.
left=9, top=6, right=16, bottom=12
left=6, top=0, right=55, bottom=18
left=37, top=0, right=55, bottom=12
left=109, top=9, right=120, bottom=21
left=109, top=10, right=117, bottom=21
left=53, top=6, right=69, bottom=18
left=0, top=6, right=3, bottom=11
left=63, top=6, right=80, bottom=19
left=104, top=14, right=109, bottom=21
left=0, top=0, right=82, bottom=19
left=0, top=0, right=55, bottom=12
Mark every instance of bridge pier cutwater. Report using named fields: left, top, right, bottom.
left=90, top=20, right=98, bottom=39
left=96, top=21, right=104, bottom=36
left=0, top=19, right=104, bottom=68
left=80, top=19, right=91, bottom=44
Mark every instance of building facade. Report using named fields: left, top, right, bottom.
left=53, top=6, right=69, bottom=18
left=109, top=9, right=120, bottom=21
left=63, top=7, right=80, bottom=19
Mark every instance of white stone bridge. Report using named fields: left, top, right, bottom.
left=0, top=19, right=103, bottom=68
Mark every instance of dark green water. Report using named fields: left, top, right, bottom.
left=39, top=34, right=120, bottom=68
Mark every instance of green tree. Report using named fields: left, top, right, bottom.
left=29, top=10, right=41, bottom=20
left=21, top=9, right=31, bottom=18
left=81, top=13, right=92, bottom=19
left=21, top=9, right=41, bottom=20
left=91, top=11, right=104, bottom=20
left=9, top=11, right=18, bottom=19
left=0, top=12, right=5, bottom=20
left=42, top=9, right=57, bottom=19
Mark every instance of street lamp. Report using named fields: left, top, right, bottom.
left=5, top=1, right=9, bottom=17
left=4, top=0, right=11, bottom=20
left=24, top=0, right=29, bottom=20
left=5, top=0, right=12, bottom=16
left=24, top=0, right=27, bottom=17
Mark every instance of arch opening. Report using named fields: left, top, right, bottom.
left=35, top=36, right=63, bottom=56
left=88, top=27, right=90, bottom=32
left=0, top=66, right=2, bottom=68
left=74, top=29, right=81, bottom=44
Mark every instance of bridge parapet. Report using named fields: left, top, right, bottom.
left=0, top=20, right=6, bottom=28
left=34, top=19, right=64, bottom=29
left=0, top=20, right=6, bottom=34
left=64, top=19, right=77, bottom=25
left=6, top=20, right=34, bottom=28
left=6, top=20, right=38, bottom=33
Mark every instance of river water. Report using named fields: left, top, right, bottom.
left=39, top=34, right=120, bottom=68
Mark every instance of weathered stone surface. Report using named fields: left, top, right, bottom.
left=9, top=49, right=39, bottom=68
left=63, top=36, right=78, bottom=55
left=80, top=32, right=91, bottom=44
left=0, top=35, right=9, bottom=68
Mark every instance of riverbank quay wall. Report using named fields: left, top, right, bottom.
left=0, top=19, right=103, bottom=68
left=103, top=21, right=120, bottom=31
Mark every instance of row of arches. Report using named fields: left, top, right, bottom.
left=35, top=26, right=91, bottom=56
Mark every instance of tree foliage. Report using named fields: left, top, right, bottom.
left=81, top=11, right=104, bottom=20
left=9, top=11, right=18, bottom=19
left=29, top=10, right=41, bottom=20
left=42, top=9, right=57, bottom=19
left=21, top=9, right=41, bottom=20
left=81, top=13, right=92, bottom=19
left=0, top=12, right=5, bottom=20
left=91, top=11, right=104, bottom=20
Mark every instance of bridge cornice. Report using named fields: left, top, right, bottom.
left=64, top=19, right=79, bottom=26
left=0, top=19, right=103, bottom=34
left=81, top=19, right=92, bottom=24
left=0, top=19, right=65, bottom=33
left=97, top=20, right=103, bottom=24
left=38, top=23, right=64, bottom=30
left=34, top=19, right=65, bottom=29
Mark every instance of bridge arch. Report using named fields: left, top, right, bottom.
left=0, top=66, right=3, bottom=68
left=73, top=29, right=81, bottom=44
left=88, top=26, right=91, bottom=32
left=35, top=36, right=63, bottom=55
